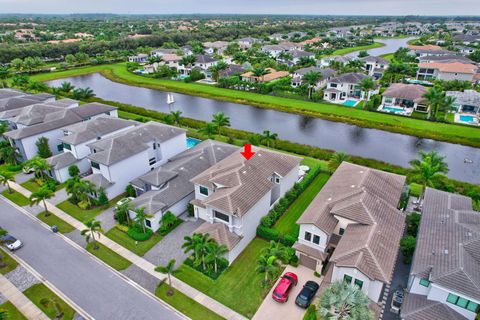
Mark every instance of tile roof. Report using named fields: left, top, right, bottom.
left=418, top=62, right=478, bottom=74
left=87, top=122, right=185, bottom=166
left=329, top=73, right=371, bottom=84
left=194, top=222, right=242, bottom=250
left=241, top=68, right=290, bottom=82
left=446, top=90, right=480, bottom=107
left=382, top=83, right=428, bottom=102
left=191, top=147, right=300, bottom=217
left=411, top=188, right=480, bottom=301
left=407, top=44, right=443, bottom=51
left=418, top=55, right=474, bottom=64
left=295, top=67, right=336, bottom=78
left=46, top=152, right=78, bottom=170
left=83, top=173, right=113, bottom=189
left=401, top=293, right=467, bottom=320
left=360, top=56, right=389, bottom=65
left=297, top=162, right=406, bottom=283
left=195, top=55, right=217, bottom=64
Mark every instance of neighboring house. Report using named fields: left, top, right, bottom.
left=4, top=102, right=116, bottom=161
left=323, top=73, right=377, bottom=103
left=291, top=67, right=336, bottom=89
left=190, top=147, right=300, bottom=264
left=46, top=117, right=137, bottom=183
left=294, top=162, right=406, bottom=303
left=85, top=122, right=187, bottom=199
left=360, top=56, right=389, bottom=79
left=0, top=90, right=58, bottom=126
left=454, top=46, right=476, bottom=56
left=318, top=55, right=353, bottom=68
left=150, top=48, right=179, bottom=58
left=418, top=54, right=474, bottom=64
left=237, top=37, right=262, bottom=49
left=129, top=140, right=238, bottom=231
left=203, top=41, right=229, bottom=55
left=288, top=50, right=316, bottom=65
left=407, top=45, right=451, bottom=57
left=453, top=33, right=480, bottom=45
left=241, top=68, right=290, bottom=83
left=128, top=54, right=148, bottom=63
left=380, top=83, right=428, bottom=115
left=402, top=188, right=480, bottom=320
left=218, top=65, right=246, bottom=78
left=446, top=90, right=480, bottom=115
left=178, top=55, right=218, bottom=78
left=180, top=45, right=193, bottom=56
left=269, top=33, right=286, bottom=41
left=417, top=62, right=479, bottom=82
left=261, top=45, right=288, bottom=58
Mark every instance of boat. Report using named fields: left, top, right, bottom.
left=464, top=158, right=473, bottom=164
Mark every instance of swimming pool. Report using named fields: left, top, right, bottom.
left=187, top=137, right=201, bottom=149
left=382, top=106, right=405, bottom=114
left=459, top=115, right=477, bottom=124
left=343, top=100, right=358, bottom=107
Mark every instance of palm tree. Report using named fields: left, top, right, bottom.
left=179, top=55, right=196, bottom=68
left=72, top=87, right=95, bottom=100
left=199, top=122, right=218, bottom=138
left=29, top=187, right=54, bottom=216
left=182, top=233, right=213, bottom=270
left=81, top=219, right=103, bottom=250
left=441, top=95, right=456, bottom=122
left=115, top=201, right=131, bottom=225
left=155, top=259, right=176, bottom=296
left=260, top=130, right=278, bottom=148
left=409, top=151, right=449, bottom=201
left=209, top=61, right=228, bottom=82
left=252, top=67, right=270, bottom=82
left=40, top=297, right=64, bottom=319
left=133, top=207, right=151, bottom=234
left=0, top=122, right=8, bottom=138
left=169, top=110, right=182, bottom=126
left=318, top=280, right=373, bottom=320
left=0, top=145, right=19, bottom=165
left=423, top=87, right=444, bottom=121
left=328, top=152, right=351, bottom=172
left=302, top=71, right=322, bottom=100
left=358, top=77, right=376, bottom=108
left=256, top=254, right=281, bottom=285
left=262, top=241, right=287, bottom=262
left=206, top=242, right=228, bottom=273
left=0, top=171, right=15, bottom=194
left=26, top=156, right=51, bottom=181
left=59, top=81, right=75, bottom=93
left=211, top=112, right=231, bottom=134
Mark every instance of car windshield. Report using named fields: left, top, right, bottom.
left=1, top=236, right=15, bottom=244
left=273, top=292, right=283, bottom=298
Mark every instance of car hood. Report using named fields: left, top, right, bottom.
left=6, top=240, right=22, bottom=249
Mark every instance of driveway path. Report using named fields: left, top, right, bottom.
left=0, top=198, right=184, bottom=320
left=95, top=206, right=117, bottom=232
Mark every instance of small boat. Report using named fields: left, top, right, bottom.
left=167, top=93, right=175, bottom=105
left=464, top=158, right=473, bottom=164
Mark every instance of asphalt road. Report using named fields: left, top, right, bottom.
left=0, top=198, right=184, bottom=320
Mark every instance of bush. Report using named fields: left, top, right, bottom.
left=97, top=189, right=109, bottom=206
left=68, top=165, right=80, bottom=178
left=406, top=213, right=421, bottom=237
left=400, top=235, right=416, bottom=264
left=127, top=227, right=153, bottom=241
left=303, top=304, right=317, bottom=320
left=184, top=256, right=228, bottom=280
left=256, top=225, right=280, bottom=242
left=125, top=184, right=136, bottom=198
left=187, top=203, right=194, bottom=216
left=77, top=200, right=90, bottom=210
left=260, top=215, right=274, bottom=228
left=281, top=234, right=297, bottom=247
left=6, top=164, right=22, bottom=172
left=115, top=224, right=129, bottom=233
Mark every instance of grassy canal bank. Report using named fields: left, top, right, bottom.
left=29, top=63, right=480, bottom=148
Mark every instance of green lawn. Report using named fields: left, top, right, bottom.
left=0, top=250, right=18, bottom=275
left=274, top=173, right=330, bottom=237
left=409, top=183, right=422, bottom=198
left=0, top=301, right=28, bottom=320
left=155, top=283, right=225, bottom=320
left=30, top=63, right=480, bottom=148
left=21, top=179, right=66, bottom=193
left=86, top=242, right=132, bottom=271
left=22, top=283, right=75, bottom=320
left=1, top=190, right=30, bottom=206
left=105, top=227, right=163, bottom=256
left=174, top=238, right=272, bottom=318
left=322, top=42, right=385, bottom=57
left=380, top=53, right=395, bottom=61
left=36, top=211, right=75, bottom=233
left=56, top=194, right=125, bottom=223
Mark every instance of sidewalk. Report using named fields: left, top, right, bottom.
left=0, top=273, right=49, bottom=320
left=10, top=182, right=247, bottom=320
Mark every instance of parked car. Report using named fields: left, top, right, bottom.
left=114, top=197, right=134, bottom=210
left=22, top=166, right=34, bottom=174
left=272, top=272, right=298, bottom=303
left=0, top=234, right=23, bottom=251
left=295, top=280, right=320, bottom=308
left=390, top=288, right=404, bottom=314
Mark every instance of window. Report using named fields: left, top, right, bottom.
left=419, top=279, right=430, bottom=287
left=57, top=144, right=63, bottom=152
left=467, top=301, right=479, bottom=313
left=63, top=143, right=71, bottom=150
left=149, top=157, right=156, bottom=166
left=313, top=235, right=320, bottom=245
left=343, top=275, right=352, bottom=284
left=447, top=294, right=459, bottom=304
left=457, top=297, right=469, bottom=308
left=330, top=83, right=338, bottom=88
left=447, top=294, right=480, bottom=312
left=91, top=161, right=100, bottom=170
left=106, top=111, right=111, bottom=116
left=274, top=177, right=280, bottom=184
left=199, top=186, right=209, bottom=196
left=354, top=279, right=364, bottom=289
left=339, top=228, right=345, bottom=236
left=145, top=219, right=151, bottom=228
left=153, top=143, right=156, bottom=150
left=214, top=211, right=229, bottom=223
left=304, top=232, right=312, bottom=242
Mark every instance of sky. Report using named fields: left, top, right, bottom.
left=0, top=0, right=479, bottom=16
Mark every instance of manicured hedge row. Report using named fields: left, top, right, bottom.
left=127, top=227, right=153, bottom=241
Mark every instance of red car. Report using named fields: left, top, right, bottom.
left=272, top=272, right=298, bottom=303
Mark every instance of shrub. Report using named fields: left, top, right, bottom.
left=187, top=203, right=194, bottom=216
left=115, top=224, right=129, bottom=233
left=406, top=213, right=421, bottom=237
left=127, top=227, right=153, bottom=241
left=125, top=184, right=136, bottom=198
left=97, top=189, right=109, bottom=206
left=68, top=165, right=80, bottom=178
left=6, top=164, right=22, bottom=172
left=184, top=256, right=228, bottom=280
left=256, top=225, right=279, bottom=242
left=281, top=234, right=297, bottom=247
left=400, top=235, right=416, bottom=264
left=260, top=215, right=274, bottom=228
left=77, top=200, right=90, bottom=210
left=303, top=304, right=317, bottom=320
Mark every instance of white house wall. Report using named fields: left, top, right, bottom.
left=20, top=129, right=64, bottom=160
left=331, top=266, right=384, bottom=302
left=298, top=224, right=328, bottom=252
left=279, top=165, right=299, bottom=196
left=426, top=283, right=479, bottom=320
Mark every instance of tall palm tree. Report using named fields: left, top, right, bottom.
left=209, top=61, right=228, bottom=82
left=155, top=259, right=176, bottom=296
left=328, top=152, right=351, bottom=172
left=206, top=242, right=229, bottom=273
left=256, top=254, right=281, bottom=285
left=260, top=130, right=278, bottom=148
left=262, top=241, right=287, bottom=262
left=179, top=55, right=196, bottom=68
left=81, top=219, right=103, bottom=250
left=59, top=81, right=75, bottom=93
left=211, top=112, right=231, bottom=134
left=358, top=77, right=376, bottom=107
left=423, top=87, right=444, bottom=121
left=115, top=201, right=131, bottom=225
left=302, top=71, right=322, bottom=99
left=252, top=67, right=270, bottom=82
left=39, top=297, right=64, bottom=318
left=26, top=156, right=51, bottom=181
left=318, top=280, right=373, bottom=320
left=0, top=145, right=19, bottom=165
left=182, top=233, right=213, bottom=270
left=29, top=187, right=54, bottom=216
left=169, top=110, right=183, bottom=126
left=133, top=207, right=151, bottom=234
left=0, top=171, right=15, bottom=194
left=409, top=150, right=449, bottom=201
left=441, top=95, right=456, bottom=122
left=199, top=122, right=218, bottom=138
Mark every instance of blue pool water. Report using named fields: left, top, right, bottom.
left=460, top=115, right=476, bottom=123
left=343, top=100, right=358, bottom=107
left=187, top=137, right=201, bottom=149
left=382, top=106, right=405, bottom=114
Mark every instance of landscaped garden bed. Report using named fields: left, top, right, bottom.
left=85, top=242, right=132, bottom=271
left=23, top=283, right=75, bottom=320
left=36, top=211, right=75, bottom=234
left=1, top=189, right=30, bottom=206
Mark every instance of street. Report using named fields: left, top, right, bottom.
left=0, top=198, right=184, bottom=320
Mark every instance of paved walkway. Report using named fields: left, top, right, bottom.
left=0, top=273, right=49, bottom=320
left=95, top=206, right=116, bottom=232
left=14, top=172, right=33, bottom=184
left=143, top=216, right=203, bottom=268
left=9, top=181, right=247, bottom=320
left=49, top=188, right=69, bottom=205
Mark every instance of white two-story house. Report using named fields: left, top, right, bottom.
left=190, top=147, right=301, bottom=264
left=324, top=73, right=377, bottom=104
left=295, top=162, right=406, bottom=303
left=401, top=188, right=480, bottom=320
left=85, top=122, right=187, bottom=199
left=360, top=56, right=389, bottom=79
left=46, top=117, right=137, bottom=183
left=291, top=67, right=336, bottom=89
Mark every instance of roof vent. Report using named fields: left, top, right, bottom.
left=327, top=197, right=332, bottom=201
left=242, top=170, right=247, bottom=174
left=359, top=170, right=364, bottom=173
left=467, top=232, right=472, bottom=237
left=444, top=249, right=449, bottom=255
left=351, top=184, right=355, bottom=188
left=432, top=250, right=436, bottom=256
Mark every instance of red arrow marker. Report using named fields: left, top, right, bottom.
left=240, top=144, right=255, bottom=160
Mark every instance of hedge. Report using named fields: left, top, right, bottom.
left=256, top=225, right=296, bottom=247
left=127, top=227, right=153, bottom=241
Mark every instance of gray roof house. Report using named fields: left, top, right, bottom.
left=446, top=90, right=480, bottom=115
left=402, top=188, right=480, bottom=320
left=190, top=147, right=301, bottom=263
left=291, top=67, right=336, bottom=89
left=128, top=140, right=238, bottom=231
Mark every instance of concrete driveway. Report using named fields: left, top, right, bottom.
left=253, top=265, right=322, bottom=320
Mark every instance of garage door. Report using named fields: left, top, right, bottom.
left=299, top=254, right=317, bottom=270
